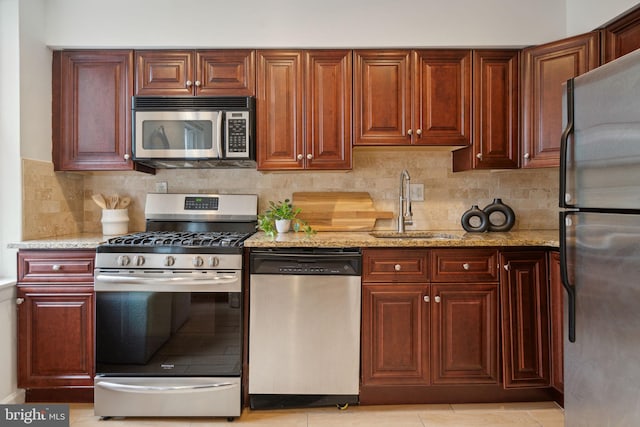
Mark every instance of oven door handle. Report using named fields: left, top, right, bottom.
left=96, top=381, right=237, bottom=394
left=94, top=274, right=240, bottom=292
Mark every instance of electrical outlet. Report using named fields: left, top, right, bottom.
left=410, top=183, right=424, bottom=201
left=155, top=181, right=168, bottom=193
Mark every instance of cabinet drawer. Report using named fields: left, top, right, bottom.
left=18, top=250, right=95, bottom=284
left=431, top=249, right=498, bottom=282
left=363, top=249, right=429, bottom=282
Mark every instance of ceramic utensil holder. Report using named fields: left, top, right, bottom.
left=101, top=209, right=129, bottom=236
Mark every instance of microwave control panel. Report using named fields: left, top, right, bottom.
left=225, top=111, right=250, bottom=158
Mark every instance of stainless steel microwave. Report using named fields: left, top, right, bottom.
left=132, top=96, right=256, bottom=168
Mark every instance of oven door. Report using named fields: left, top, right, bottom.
left=133, top=110, right=222, bottom=160
left=94, top=269, right=241, bottom=377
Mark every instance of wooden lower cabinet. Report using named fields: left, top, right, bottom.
left=361, top=247, right=555, bottom=404
left=17, top=250, right=95, bottom=402
left=500, top=250, right=550, bottom=388
left=549, top=251, right=564, bottom=393
left=361, top=284, right=430, bottom=385
left=431, top=283, right=499, bottom=385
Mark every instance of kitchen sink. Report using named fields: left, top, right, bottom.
left=369, top=231, right=463, bottom=240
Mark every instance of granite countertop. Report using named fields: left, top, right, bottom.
left=8, top=233, right=107, bottom=250
left=8, top=229, right=560, bottom=250
left=244, top=229, right=559, bottom=248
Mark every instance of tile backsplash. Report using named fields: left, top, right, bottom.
left=22, top=147, right=559, bottom=238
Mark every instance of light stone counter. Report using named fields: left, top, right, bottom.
left=8, top=234, right=107, bottom=250
left=244, top=229, right=559, bottom=248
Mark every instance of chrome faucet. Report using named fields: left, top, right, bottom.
left=398, top=169, right=413, bottom=232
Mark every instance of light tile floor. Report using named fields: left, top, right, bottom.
left=69, top=401, right=564, bottom=426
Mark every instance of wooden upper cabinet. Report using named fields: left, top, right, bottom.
left=354, top=49, right=470, bottom=146
left=521, top=32, right=600, bottom=168
left=135, top=50, right=255, bottom=96
left=453, top=50, right=519, bottom=171
left=257, top=49, right=352, bottom=171
left=603, top=5, right=640, bottom=63
left=354, top=50, right=411, bottom=145
left=53, top=50, right=135, bottom=171
left=413, top=50, right=471, bottom=146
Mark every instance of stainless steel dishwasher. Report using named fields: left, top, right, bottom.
left=248, top=248, right=361, bottom=409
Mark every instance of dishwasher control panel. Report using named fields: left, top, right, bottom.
left=250, top=248, right=361, bottom=276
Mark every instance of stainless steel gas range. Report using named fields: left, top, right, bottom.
left=93, top=193, right=257, bottom=420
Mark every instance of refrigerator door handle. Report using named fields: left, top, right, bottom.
left=560, top=211, right=576, bottom=342
left=559, top=78, right=575, bottom=209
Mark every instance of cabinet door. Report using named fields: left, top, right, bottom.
left=135, top=50, right=194, bottom=95
left=603, top=6, right=640, bottom=63
left=413, top=50, right=471, bottom=146
left=431, top=283, right=499, bottom=384
left=500, top=251, right=550, bottom=388
left=304, top=50, right=352, bottom=170
left=196, top=50, right=256, bottom=96
left=548, top=251, right=564, bottom=393
left=361, top=284, right=430, bottom=385
left=453, top=50, right=519, bottom=171
left=256, top=50, right=304, bottom=170
left=53, top=50, right=134, bottom=171
left=521, top=32, right=600, bottom=168
left=18, top=286, right=95, bottom=388
left=353, top=50, right=412, bottom=145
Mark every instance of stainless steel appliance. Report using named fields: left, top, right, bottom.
left=248, top=248, right=361, bottom=409
left=560, top=48, right=640, bottom=426
left=93, top=193, right=257, bottom=420
left=132, top=96, right=255, bottom=168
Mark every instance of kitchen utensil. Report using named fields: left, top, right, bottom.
left=109, top=194, right=120, bottom=210
left=118, top=196, right=131, bottom=209
left=292, top=192, right=394, bottom=231
left=92, top=194, right=107, bottom=209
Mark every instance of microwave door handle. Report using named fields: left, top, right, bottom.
left=216, top=112, right=223, bottom=159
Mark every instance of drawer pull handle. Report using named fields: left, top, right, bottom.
left=394, top=264, right=401, bottom=271
left=52, top=264, right=61, bottom=271
left=462, top=263, right=470, bottom=270
left=423, top=295, right=430, bottom=303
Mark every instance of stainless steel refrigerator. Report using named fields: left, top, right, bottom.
left=560, top=48, right=640, bottom=426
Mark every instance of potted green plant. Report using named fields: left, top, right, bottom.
left=258, top=199, right=315, bottom=236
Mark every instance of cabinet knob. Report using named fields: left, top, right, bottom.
left=195, top=80, right=201, bottom=87
left=416, top=129, right=422, bottom=136
left=124, top=153, right=131, bottom=160
left=394, top=264, right=401, bottom=271
left=524, top=153, right=530, bottom=160
left=186, top=80, right=193, bottom=87
left=476, top=153, right=483, bottom=160
left=16, top=298, right=24, bottom=305
left=434, top=295, right=441, bottom=303
left=297, top=154, right=304, bottom=160
left=423, top=295, right=430, bottom=303
left=407, top=129, right=413, bottom=136
left=52, top=264, right=61, bottom=271
left=504, top=263, right=511, bottom=271
left=462, top=263, right=470, bottom=270
left=306, top=154, right=313, bottom=160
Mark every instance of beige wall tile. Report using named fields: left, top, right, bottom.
left=22, top=148, right=559, bottom=237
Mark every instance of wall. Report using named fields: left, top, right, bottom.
left=43, top=0, right=567, bottom=49
left=566, top=0, right=639, bottom=35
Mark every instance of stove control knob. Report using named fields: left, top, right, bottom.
left=133, top=255, right=145, bottom=266
left=117, top=255, right=131, bottom=267
left=192, top=256, right=204, bottom=267
left=164, top=256, right=175, bottom=267
left=208, top=256, right=220, bottom=267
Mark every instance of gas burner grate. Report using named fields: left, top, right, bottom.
left=106, top=231, right=252, bottom=248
